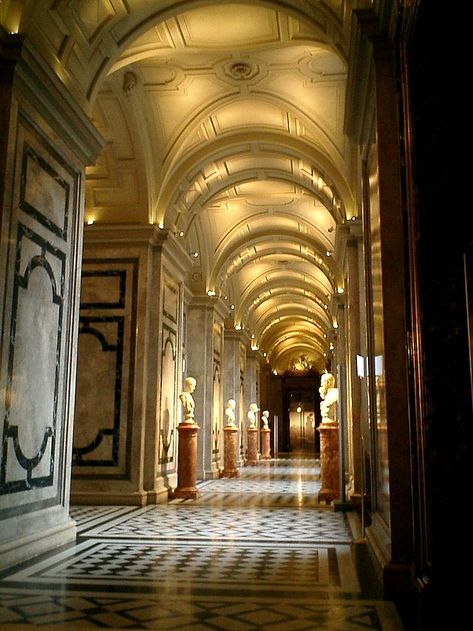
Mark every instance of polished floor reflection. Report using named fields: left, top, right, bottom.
left=0, top=457, right=405, bottom=629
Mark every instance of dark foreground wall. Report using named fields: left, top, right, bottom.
left=406, top=1, right=472, bottom=627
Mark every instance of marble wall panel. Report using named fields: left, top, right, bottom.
left=158, top=271, right=180, bottom=475
left=239, top=343, right=246, bottom=459
left=0, top=113, right=81, bottom=517
left=212, top=360, right=221, bottom=461
left=72, top=260, right=138, bottom=479
left=212, top=323, right=223, bottom=463
left=159, top=327, right=176, bottom=465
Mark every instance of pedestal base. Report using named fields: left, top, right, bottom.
left=221, top=425, right=240, bottom=477
left=174, top=422, right=200, bottom=499
left=261, top=428, right=271, bottom=459
left=245, top=427, right=258, bottom=465
left=173, top=487, right=201, bottom=500
left=317, top=421, right=339, bottom=504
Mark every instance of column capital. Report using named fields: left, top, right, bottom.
left=190, top=293, right=229, bottom=319
left=224, top=327, right=251, bottom=346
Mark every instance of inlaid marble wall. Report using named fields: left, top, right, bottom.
left=70, top=228, right=188, bottom=505
left=73, top=260, right=138, bottom=477
left=212, top=323, right=223, bottom=465
left=0, top=95, right=97, bottom=569
left=239, top=342, right=246, bottom=460
left=158, top=273, right=181, bottom=470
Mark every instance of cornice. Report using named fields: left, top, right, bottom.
left=11, top=35, right=104, bottom=165
left=84, top=224, right=156, bottom=245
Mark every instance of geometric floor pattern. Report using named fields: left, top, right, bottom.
left=0, top=456, right=405, bottom=629
left=75, top=505, right=353, bottom=544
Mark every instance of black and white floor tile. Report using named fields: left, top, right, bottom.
left=0, top=457, right=405, bottom=629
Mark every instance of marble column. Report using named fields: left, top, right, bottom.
left=318, top=422, right=340, bottom=504
left=245, top=352, right=260, bottom=453
left=186, top=296, right=227, bottom=480
left=245, top=352, right=259, bottom=413
left=345, top=10, right=413, bottom=597
left=71, top=227, right=190, bottom=506
left=0, top=33, right=102, bottom=570
left=223, top=330, right=248, bottom=466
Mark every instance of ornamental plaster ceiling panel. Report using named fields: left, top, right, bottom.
left=178, top=4, right=280, bottom=47
left=4, top=1, right=355, bottom=371
left=253, top=298, right=330, bottom=332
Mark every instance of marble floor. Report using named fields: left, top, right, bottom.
left=0, top=456, right=405, bottom=630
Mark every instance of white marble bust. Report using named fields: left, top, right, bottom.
left=319, top=372, right=338, bottom=423
left=247, top=403, right=258, bottom=428
left=179, top=376, right=196, bottom=422
left=225, top=398, right=237, bottom=427
left=261, top=409, right=269, bottom=429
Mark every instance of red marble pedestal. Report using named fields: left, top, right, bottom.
left=317, top=421, right=339, bottom=504
left=221, top=425, right=239, bottom=477
left=245, top=427, right=258, bottom=466
left=174, top=422, right=200, bottom=499
left=260, top=428, right=271, bottom=459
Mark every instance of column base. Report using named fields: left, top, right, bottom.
left=220, top=468, right=240, bottom=478
left=171, top=487, right=201, bottom=500
left=0, top=516, right=76, bottom=572
left=318, top=488, right=338, bottom=504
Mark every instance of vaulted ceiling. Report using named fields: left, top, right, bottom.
left=6, top=1, right=358, bottom=375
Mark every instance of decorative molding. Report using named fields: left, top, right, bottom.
left=72, top=316, right=124, bottom=467
left=20, top=143, right=70, bottom=239
left=1, top=224, right=65, bottom=494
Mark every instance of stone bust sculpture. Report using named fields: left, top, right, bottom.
left=261, top=409, right=269, bottom=429
left=319, top=372, right=339, bottom=423
left=247, top=403, right=258, bottom=428
left=225, top=398, right=237, bottom=427
left=179, top=376, right=196, bottom=422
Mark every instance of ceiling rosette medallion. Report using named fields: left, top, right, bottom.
left=217, top=58, right=267, bottom=86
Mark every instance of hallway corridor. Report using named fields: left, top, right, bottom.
left=0, top=458, right=404, bottom=630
